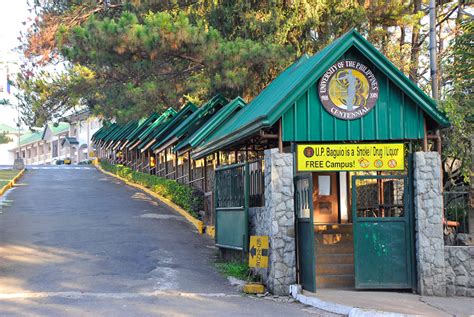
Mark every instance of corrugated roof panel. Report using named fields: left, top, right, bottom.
left=178, top=96, right=246, bottom=154
left=138, top=103, right=197, bottom=150
left=151, top=95, right=227, bottom=152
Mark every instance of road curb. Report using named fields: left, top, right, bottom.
left=0, top=169, right=25, bottom=197
left=95, top=165, right=205, bottom=234
left=289, top=285, right=417, bottom=317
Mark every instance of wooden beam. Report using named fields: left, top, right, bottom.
left=278, top=119, right=283, bottom=153
left=423, top=117, right=428, bottom=152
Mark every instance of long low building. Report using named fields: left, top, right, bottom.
left=10, top=113, right=101, bottom=165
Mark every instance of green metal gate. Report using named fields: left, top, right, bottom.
left=352, top=174, right=415, bottom=289
left=295, top=173, right=316, bottom=292
left=214, top=162, right=249, bottom=251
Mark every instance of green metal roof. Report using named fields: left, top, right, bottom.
left=192, top=29, right=450, bottom=158
left=93, top=123, right=120, bottom=143
left=63, top=136, right=79, bottom=145
left=178, top=96, right=246, bottom=155
left=111, top=120, right=138, bottom=142
left=102, top=122, right=126, bottom=143
left=19, top=130, right=43, bottom=146
left=138, top=102, right=197, bottom=151
left=0, top=123, right=17, bottom=133
left=125, top=113, right=161, bottom=142
left=151, top=94, right=228, bottom=152
left=49, top=122, right=70, bottom=135
left=131, top=108, right=177, bottom=144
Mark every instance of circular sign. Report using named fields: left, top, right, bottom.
left=303, top=147, right=314, bottom=158
left=318, top=60, right=379, bottom=120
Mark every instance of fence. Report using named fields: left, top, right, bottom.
left=249, top=159, right=265, bottom=207
left=443, top=190, right=470, bottom=245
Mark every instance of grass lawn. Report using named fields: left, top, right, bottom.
left=0, top=170, right=20, bottom=188
left=215, top=261, right=258, bottom=282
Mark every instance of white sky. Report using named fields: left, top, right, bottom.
left=0, top=0, right=31, bottom=127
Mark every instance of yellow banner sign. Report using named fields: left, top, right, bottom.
left=297, top=143, right=404, bottom=172
left=249, top=236, right=269, bottom=268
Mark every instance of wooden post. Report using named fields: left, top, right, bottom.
left=279, top=118, right=283, bottom=153
left=164, top=149, right=168, bottom=178
left=203, top=157, right=207, bottom=192
left=174, top=152, right=178, bottom=180
left=423, top=117, right=428, bottom=152
left=188, top=151, right=192, bottom=185
left=435, top=129, right=442, bottom=155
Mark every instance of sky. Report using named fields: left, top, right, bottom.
left=0, top=0, right=31, bottom=128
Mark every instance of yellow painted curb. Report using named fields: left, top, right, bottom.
left=206, top=225, right=215, bottom=238
left=243, top=283, right=265, bottom=294
left=0, top=169, right=25, bottom=197
left=96, top=165, right=205, bottom=234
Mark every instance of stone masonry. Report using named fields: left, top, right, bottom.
left=414, top=151, right=446, bottom=296
left=248, top=148, right=296, bottom=295
left=445, top=246, right=474, bottom=296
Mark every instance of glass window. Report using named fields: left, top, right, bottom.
left=319, top=175, right=331, bottom=196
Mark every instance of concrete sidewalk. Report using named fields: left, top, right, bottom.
left=292, top=287, right=474, bottom=316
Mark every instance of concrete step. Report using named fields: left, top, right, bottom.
left=317, top=253, right=354, bottom=265
left=316, top=243, right=354, bottom=254
left=316, top=263, right=354, bottom=275
left=316, top=274, right=355, bottom=289
left=315, top=233, right=353, bottom=245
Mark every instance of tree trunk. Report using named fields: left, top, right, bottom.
left=409, top=0, right=421, bottom=82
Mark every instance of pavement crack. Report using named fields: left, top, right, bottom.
left=419, top=296, right=455, bottom=317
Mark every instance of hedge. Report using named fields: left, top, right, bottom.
left=100, top=160, right=204, bottom=220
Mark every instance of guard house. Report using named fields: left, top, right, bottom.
left=193, top=30, right=449, bottom=295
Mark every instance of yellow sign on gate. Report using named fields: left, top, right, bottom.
left=249, top=236, right=269, bottom=268
left=296, top=143, right=404, bottom=172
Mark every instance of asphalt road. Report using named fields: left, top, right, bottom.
left=0, top=166, right=328, bottom=317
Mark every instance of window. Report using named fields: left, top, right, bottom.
left=318, top=175, right=331, bottom=196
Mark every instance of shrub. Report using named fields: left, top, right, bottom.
left=99, top=160, right=204, bottom=220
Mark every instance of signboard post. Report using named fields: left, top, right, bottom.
left=248, top=236, right=269, bottom=268
left=296, top=143, right=405, bottom=172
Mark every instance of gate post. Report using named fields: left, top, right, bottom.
left=263, top=148, right=296, bottom=295
left=414, top=152, right=446, bottom=296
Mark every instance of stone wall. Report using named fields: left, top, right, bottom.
left=249, top=207, right=270, bottom=237
left=248, top=148, right=296, bottom=295
left=445, top=246, right=474, bottom=296
left=414, top=152, right=446, bottom=296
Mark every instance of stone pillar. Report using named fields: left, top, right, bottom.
left=263, top=148, right=296, bottom=295
left=414, top=151, right=446, bottom=296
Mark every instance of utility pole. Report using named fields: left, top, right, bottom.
left=429, top=0, right=438, bottom=100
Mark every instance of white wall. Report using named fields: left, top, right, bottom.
left=0, top=132, right=19, bottom=165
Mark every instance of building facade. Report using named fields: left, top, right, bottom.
left=10, top=114, right=101, bottom=165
